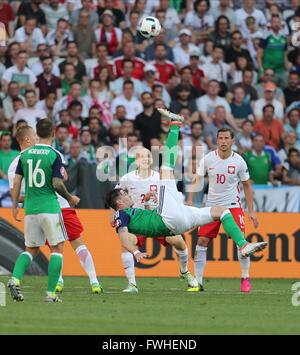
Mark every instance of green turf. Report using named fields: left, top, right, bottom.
left=0, top=276, right=299, bottom=335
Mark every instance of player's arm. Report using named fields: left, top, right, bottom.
left=242, top=179, right=259, bottom=228
left=118, top=227, right=147, bottom=262
left=11, top=174, right=23, bottom=222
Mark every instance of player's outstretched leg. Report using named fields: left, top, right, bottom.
left=46, top=248, right=63, bottom=302
left=122, top=251, right=138, bottom=293
left=7, top=250, right=35, bottom=302
left=56, top=274, right=64, bottom=293
left=237, top=246, right=251, bottom=293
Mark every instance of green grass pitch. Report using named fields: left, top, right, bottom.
left=0, top=276, right=299, bottom=335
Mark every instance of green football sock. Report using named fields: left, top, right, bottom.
left=48, top=253, right=63, bottom=293
left=162, top=124, right=180, bottom=169
left=12, top=252, right=33, bottom=283
left=221, top=212, right=247, bottom=249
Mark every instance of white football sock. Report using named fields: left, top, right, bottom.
left=58, top=274, right=64, bottom=284
left=237, top=246, right=250, bottom=278
left=121, top=252, right=136, bottom=286
left=194, top=245, right=207, bottom=285
left=175, top=248, right=189, bottom=274
left=76, top=245, right=99, bottom=285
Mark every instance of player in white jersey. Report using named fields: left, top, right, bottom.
left=8, top=125, right=102, bottom=294
left=187, top=128, right=259, bottom=293
left=115, top=147, right=199, bottom=293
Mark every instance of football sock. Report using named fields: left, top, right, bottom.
left=48, top=253, right=63, bottom=293
left=121, top=251, right=136, bottom=286
left=237, top=246, right=250, bottom=278
left=12, top=252, right=33, bottom=283
left=162, top=124, right=180, bottom=170
left=76, top=245, right=99, bottom=285
left=220, top=210, right=247, bottom=249
left=175, top=248, right=189, bottom=274
left=194, top=245, right=207, bottom=285
left=58, top=274, right=64, bottom=284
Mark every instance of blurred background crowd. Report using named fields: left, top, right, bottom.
left=0, top=0, right=300, bottom=208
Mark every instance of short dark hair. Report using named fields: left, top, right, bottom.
left=191, top=121, right=202, bottom=129
left=24, top=89, right=36, bottom=97
left=69, top=100, right=83, bottom=110
left=122, top=59, right=133, bottom=68
left=288, top=108, right=300, bottom=117
left=123, top=79, right=133, bottom=88
left=106, top=188, right=124, bottom=210
left=288, top=147, right=300, bottom=157
left=217, top=127, right=235, bottom=139
left=263, top=104, right=275, bottom=113
left=41, top=56, right=52, bottom=63
left=56, top=123, right=69, bottom=131
left=36, top=119, right=54, bottom=139
left=0, top=132, right=11, bottom=139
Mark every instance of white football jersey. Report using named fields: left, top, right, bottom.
left=117, top=169, right=160, bottom=209
left=197, top=150, right=249, bottom=208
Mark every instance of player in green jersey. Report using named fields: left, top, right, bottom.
left=8, top=119, right=80, bottom=302
left=106, top=109, right=268, bottom=264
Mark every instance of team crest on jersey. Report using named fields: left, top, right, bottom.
left=228, top=166, right=236, bottom=174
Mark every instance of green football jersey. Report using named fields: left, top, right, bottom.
left=115, top=208, right=173, bottom=238
left=261, top=34, right=287, bottom=73
left=16, top=144, right=64, bottom=215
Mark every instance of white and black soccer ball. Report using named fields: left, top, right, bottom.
left=139, top=16, right=161, bottom=39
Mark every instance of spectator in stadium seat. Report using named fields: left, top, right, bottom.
left=58, top=109, right=79, bottom=139
left=94, top=10, right=122, bottom=56
left=73, top=9, right=97, bottom=59
left=114, top=105, right=127, bottom=122
left=144, top=27, right=174, bottom=62
left=211, top=0, right=236, bottom=27
left=208, top=15, right=232, bottom=51
left=231, top=54, right=256, bottom=86
left=12, top=98, right=25, bottom=119
left=113, top=41, right=146, bottom=80
left=70, top=0, right=99, bottom=29
left=65, top=140, right=87, bottom=167
left=112, top=59, right=143, bottom=97
left=36, top=92, right=57, bottom=121
left=225, top=30, right=252, bottom=65
left=46, top=18, right=74, bottom=58
left=236, top=119, right=254, bottom=153
left=170, top=84, right=199, bottom=119
left=231, top=69, right=258, bottom=103
left=256, top=68, right=285, bottom=106
left=3, top=42, right=21, bottom=69
left=253, top=104, right=285, bottom=151
left=120, top=119, right=134, bottom=138
left=111, top=80, right=143, bottom=121
left=134, top=92, right=161, bottom=149
left=257, top=15, right=289, bottom=87
left=230, top=85, right=254, bottom=123
left=0, top=133, right=19, bottom=181
left=196, top=80, right=239, bottom=131
left=53, top=123, right=71, bottom=156
left=41, top=0, right=69, bottom=32
left=88, top=117, right=109, bottom=147
left=254, top=82, right=284, bottom=121
left=283, top=148, right=300, bottom=185
left=235, top=0, right=267, bottom=36
left=141, top=64, right=171, bottom=107
left=14, top=89, right=47, bottom=129
left=98, top=0, right=126, bottom=29
left=152, top=43, right=177, bottom=86
left=59, top=41, right=88, bottom=84
left=80, top=128, right=97, bottom=164
left=203, top=105, right=232, bottom=150
left=243, top=133, right=272, bottom=185
left=189, top=50, right=206, bottom=94
left=283, top=72, right=300, bottom=107
left=17, top=0, right=47, bottom=34
left=2, top=50, right=37, bottom=96
left=61, top=63, right=85, bottom=97
left=30, top=44, right=60, bottom=77
left=108, top=119, right=121, bottom=146
left=172, top=66, right=198, bottom=100
left=199, top=39, right=213, bottom=65
left=91, top=44, right=115, bottom=80
left=173, top=28, right=198, bottom=70
left=284, top=108, right=300, bottom=148
left=182, top=121, right=208, bottom=154
left=2, top=82, right=26, bottom=121
left=36, top=56, right=62, bottom=100
left=278, top=131, right=299, bottom=165
left=184, top=0, right=214, bottom=44
left=126, top=10, right=147, bottom=49
left=0, top=0, right=15, bottom=38
left=14, top=16, right=45, bottom=55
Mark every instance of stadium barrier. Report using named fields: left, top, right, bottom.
left=0, top=208, right=299, bottom=279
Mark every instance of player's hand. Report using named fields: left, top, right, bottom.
left=12, top=206, right=21, bottom=222
left=248, top=211, right=259, bottom=228
left=68, top=195, right=80, bottom=207
left=134, top=251, right=148, bottom=263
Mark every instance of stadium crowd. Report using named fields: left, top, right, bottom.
left=0, top=0, right=300, bottom=208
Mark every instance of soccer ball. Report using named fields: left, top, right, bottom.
left=139, top=16, right=161, bottom=39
